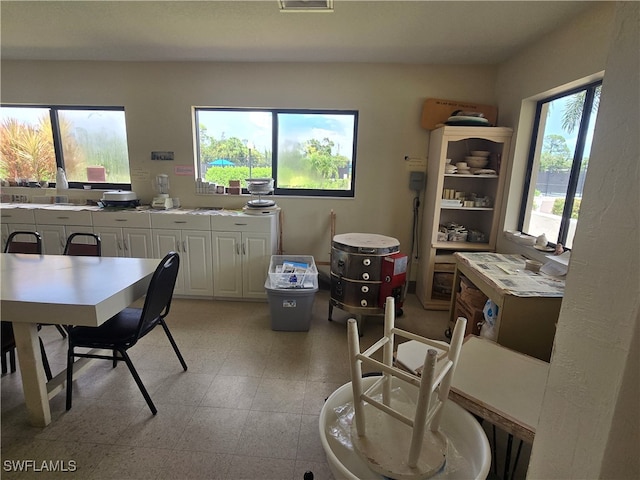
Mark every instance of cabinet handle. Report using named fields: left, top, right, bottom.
left=234, top=223, right=248, bottom=226
left=117, top=239, right=123, bottom=251
left=124, top=239, right=129, bottom=252
left=57, top=216, right=70, bottom=219
left=174, top=221, right=187, bottom=224
left=236, top=244, right=240, bottom=255
left=115, top=219, right=127, bottom=222
left=242, top=243, right=246, bottom=255
left=182, top=240, right=187, bottom=252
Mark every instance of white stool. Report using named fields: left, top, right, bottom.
left=347, top=296, right=466, bottom=480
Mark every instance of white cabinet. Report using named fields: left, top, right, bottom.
left=0, top=208, right=36, bottom=247
left=151, top=213, right=213, bottom=297
left=34, top=209, right=93, bottom=255
left=416, top=126, right=512, bottom=310
left=92, top=211, right=153, bottom=258
left=212, top=215, right=277, bottom=300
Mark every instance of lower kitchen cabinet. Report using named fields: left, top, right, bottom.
left=212, top=214, right=277, bottom=300
left=1, top=205, right=278, bottom=300
left=96, top=227, right=154, bottom=258
left=92, top=210, right=154, bottom=258
left=212, top=231, right=273, bottom=299
left=1, top=208, right=36, bottom=247
left=152, top=229, right=213, bottom=297
left=35, top=209, right=94, bottom=255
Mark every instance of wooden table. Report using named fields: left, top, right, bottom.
left=1, top=253, right=159, bottom=426
left=450, top=252, right=564, bottom=361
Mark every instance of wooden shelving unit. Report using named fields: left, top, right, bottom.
left=416, top=126, right=513, bottom=310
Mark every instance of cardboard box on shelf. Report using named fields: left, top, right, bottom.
left=454, top=296, right=484, bottom=337
left=459, top=276, right=488, bottom=310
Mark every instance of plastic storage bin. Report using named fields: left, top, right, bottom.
left=268, top=255, right=318, bottom=289
left=265, top=255, right=318, bottom=331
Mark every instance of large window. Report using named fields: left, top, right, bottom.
left=195, top=108, right=358, bottom=197
left=0, top=105, right=131, bottom=188
left=519, top=81, right=601, bottom=249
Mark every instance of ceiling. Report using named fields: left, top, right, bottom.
left=1, top=1, right=599, bottom=65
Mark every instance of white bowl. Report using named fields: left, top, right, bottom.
left=456, top=162, right=468, bottom=168
left=470, top=150, right=491, bottom=157
left=465, top=156, right=489, bottom=168
left=319, top=377, right=491, bottom=480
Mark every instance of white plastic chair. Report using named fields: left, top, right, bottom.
left=347, top=296, right=466, bottom=479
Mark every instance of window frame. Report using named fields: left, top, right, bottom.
left=194, top=107, right=359, bottom=198
left=518, top=80, right=601, bottom=248
left=1, top=104, right=132, bottom=191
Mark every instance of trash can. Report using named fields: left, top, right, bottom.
left=265, top=255, right=318, bottom=331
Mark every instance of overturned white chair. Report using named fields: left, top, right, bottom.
left=347, top=296, right=467, bottom=480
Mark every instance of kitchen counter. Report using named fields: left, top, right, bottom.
left=0, top=203, right=254, bottom=216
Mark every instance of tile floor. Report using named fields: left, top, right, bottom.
left=1, top=290, right=530, bottom=479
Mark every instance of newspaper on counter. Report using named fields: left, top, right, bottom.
left=455, top=252, right=565, bottom=297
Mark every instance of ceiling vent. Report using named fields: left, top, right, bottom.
left=279, top=1, right=334, bottom=13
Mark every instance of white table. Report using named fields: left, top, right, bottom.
left=1, top=253, right=160, bottom=426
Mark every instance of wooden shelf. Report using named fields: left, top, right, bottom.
left=416, top=126, right=513, bottom=310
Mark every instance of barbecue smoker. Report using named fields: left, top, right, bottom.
left=329, top=233, right=407, bottom=333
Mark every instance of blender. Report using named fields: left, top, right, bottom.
left=152, top=174, right=174, bottom=209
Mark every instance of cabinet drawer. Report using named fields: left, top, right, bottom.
left=92, top=211, right=151, bottom=228
left=211, top=214, right=274, bottom=232
left=151, top=213, right=211, bottom=230
left=35, top=209, right=93, bottom=226
left=0, top=208, right=36, bottom=224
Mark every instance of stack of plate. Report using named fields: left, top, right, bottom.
left=445, top=114, right=491, bottom=127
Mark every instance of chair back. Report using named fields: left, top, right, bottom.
left=64, top=232, right=102, bottom=256
left=134, top=252, right=180, bottom=341
left=4, top=231, right=43, bottom=254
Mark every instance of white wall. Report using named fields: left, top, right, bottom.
left=1, top=60, right=498, bottom=272
left=497, top=2, right=639, bottom=478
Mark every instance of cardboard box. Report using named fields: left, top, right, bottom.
left=454, top=296, right=484, bottom=337
left=459, top=276, right=488, bottom=310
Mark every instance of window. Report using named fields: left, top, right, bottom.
left=0, top=105, right=131, bottom=188
left=195, top=108, right=358, bottom=197
left=519, top=81, right=601, bottom=249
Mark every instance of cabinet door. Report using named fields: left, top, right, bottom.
left=123, top=228, right=153, bottom=259
left=152, top=229, right=185, bottom=294
left=212, top=231, right=243, bottom=298
left=242, top=232, right=272, bottom=299
left=94, top=227, right=124, bottom=257
left=182, top=230, right=213, bottom=296
left=38, top=224, right=66, bottom=255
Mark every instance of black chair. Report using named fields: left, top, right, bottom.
left=4, top=231, right=68, bottom=339
left=1, top=321, right=17, bottom=376
left=3, top=231, right=55, bottom=379
left=4, top=231, right=42, bottom=254
left=1, top=321, right=53, bottom=380
left=66, top=252, right=187, bottom=415
left=63, top=232, right=102, bottom=256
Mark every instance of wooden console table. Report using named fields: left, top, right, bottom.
left=449, top=252, right=565, bottom=361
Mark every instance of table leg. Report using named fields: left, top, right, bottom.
left=12, top=323, right=51, bottom=427
left=504, top=433, right=514, bottom=480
